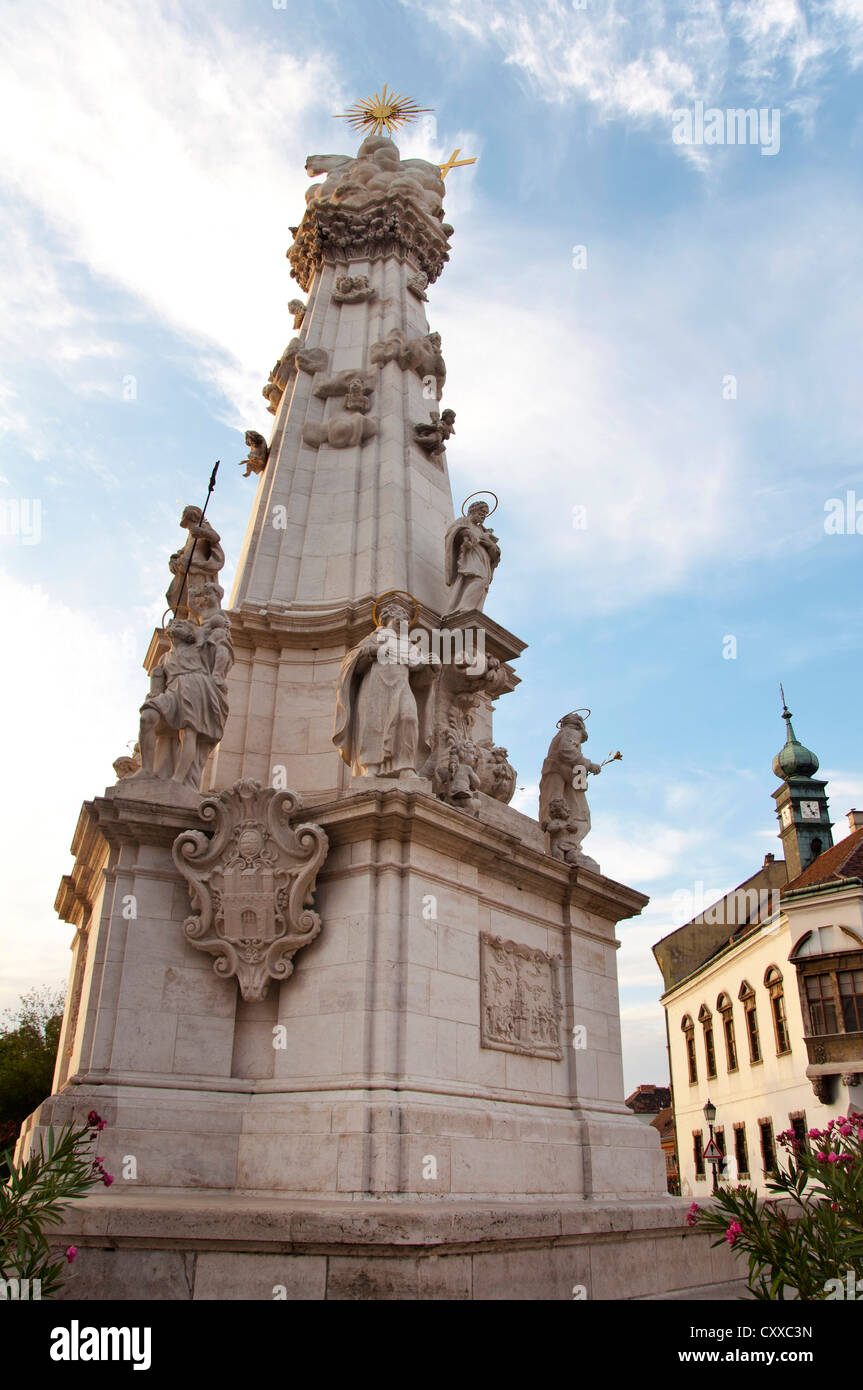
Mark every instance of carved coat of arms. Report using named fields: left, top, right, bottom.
left=172, top=779, right=328, bottom=1001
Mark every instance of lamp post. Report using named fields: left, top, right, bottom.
left=703, top=1098, right=720, bottom=1193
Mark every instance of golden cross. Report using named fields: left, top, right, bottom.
left=439, top=148, right=477, bottom=178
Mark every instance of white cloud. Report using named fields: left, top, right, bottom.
left=0, top=570, right=144, bottom=1015
left=0, top=1, right=339, bottom=433
left=404, top=0, right=863, bottom=145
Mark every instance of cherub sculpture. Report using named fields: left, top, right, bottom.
left=414, top=409, right=455, bottom=458
left=240, top=430, right=268, bottom=476
left=443, top=740, right=482, bottom=817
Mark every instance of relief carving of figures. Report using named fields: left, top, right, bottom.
left=539, top=711, right=602, bottom=868
left=332, top=274, right=376, bottom=304
left=240, top=430, right=268, bottom=477
left=414, top=409, right=455, bottom=458
left=421, top=649, right=509, bottom=807
left=444, top=498, right=500, bottom=616
left=302, top=414, right=378, bottom=449
left=480, top=933, right=563, bottom=1060
left=165, top=506, right=225, bottom=620
left=333, top=594, right=439, bottom=778
left=172, top=780, right=329, bottom=1002
left=291, top=136, right=453, bottom=291
left=476, top=744, right=517, bottom=804
left=288, top=298, right=306, bottom=328
left=434, top=739, right=481, bottom=817
left=369, top=327, right=405, bottom=368
left=263, top=339, right=328, bottom=414
left=313, top=368, right=376, bottom=409
left=304, top=136, right=446, bottom=223
left=369, top=329, right=446, bottom=399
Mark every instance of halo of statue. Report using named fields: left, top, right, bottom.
left=461, top=490, right=498, bottom=518
left=372, top=589, right=419, bottom=628
left=556, top=708, right=591, bottom=728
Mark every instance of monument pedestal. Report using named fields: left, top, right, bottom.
left=20, top=781, right=744, bottom=1296
left=42, top=1191, right=744, bottom=1301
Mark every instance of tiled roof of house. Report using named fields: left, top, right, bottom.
left=784, top=826, right=863, bottom=893
left=624, top=1084, right=671, bottom=1113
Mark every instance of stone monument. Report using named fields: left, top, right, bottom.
left=17, top=98, right=739, bottom=1301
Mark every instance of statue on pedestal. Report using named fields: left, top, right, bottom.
left=539, top=712, right=603, bottom=867
left=130, top=613, right=233, bottom=793
left=444, top=496, right=500, bottom=616
left=117, top=504, right=234, bottom=804
left=333, top=594, right=438, bottom=778
left=165, top=506, right=225, bottom=621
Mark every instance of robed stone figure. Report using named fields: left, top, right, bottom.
left=538, top=711, right=602, bottom=859
left=444, top=500, right=500, bottom=615
left=333, top=597, right=438, bottom=777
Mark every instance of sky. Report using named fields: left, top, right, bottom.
left=1, top=0, right=862, bottom=1094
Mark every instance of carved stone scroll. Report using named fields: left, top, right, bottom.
left=479, top=933, right=563, bottom=1060
left=173, top=780, right=329, bottom=1001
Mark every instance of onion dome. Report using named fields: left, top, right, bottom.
left=772, top=687, right=820, bottom=780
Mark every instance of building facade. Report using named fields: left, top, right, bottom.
left=654, top=700, right=863, bottom=1198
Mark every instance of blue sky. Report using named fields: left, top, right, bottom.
left=1, top=0, right=862, bottom=1093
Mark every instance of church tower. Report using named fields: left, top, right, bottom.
left=772, top=688, right=833, bottom=880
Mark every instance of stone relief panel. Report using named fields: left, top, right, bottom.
left=479, top=933, right=563, bottom=1061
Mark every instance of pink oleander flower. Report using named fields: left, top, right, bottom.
left=101, top=1171, right=114, bottom=1187
left=686, top=1202, right=700, bottom=1227
left=87, top=1110, right=107, bottom=1131
left=831, top=1203, right=840, bottom=1211
left=827, top=1153, right=840, bottom=1164
left=857, top=1128, right=863, bottom=1142
left=809, top=1128, right=825, bottom=1140
left=838, top=1124, right=853, bottom=1137
left=64, top=1246, right=77, bottom=1262
left=725, top=1220, right=742, bottom=1248
left=816, top=1152, right=829, bottom=1163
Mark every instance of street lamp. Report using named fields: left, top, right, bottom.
left=703, top=1098, right=720, bottom=1193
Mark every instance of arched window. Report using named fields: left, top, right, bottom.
left=738, top=980, right=761, bottom=1064
left=717, top=992, right=738, bottom=1072
left=681, top=1014, right=698, bottom=1084
left=764, top=966, right=791, bottom=1055
left=698, top=1004, right=717, bottom=1080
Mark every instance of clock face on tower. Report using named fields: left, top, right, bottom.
left=800, top=801, right=821, bottom=820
